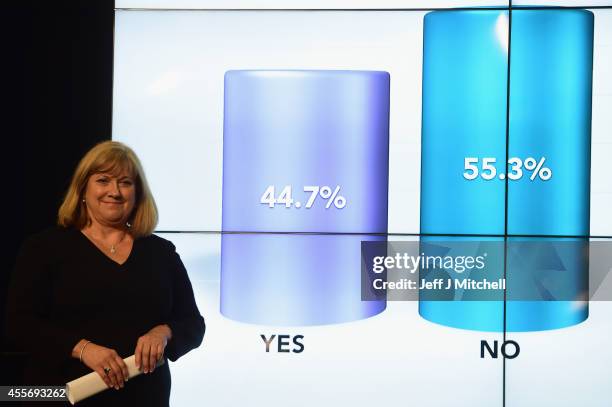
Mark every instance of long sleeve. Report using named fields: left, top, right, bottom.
left=163, top=242, right=205, bottom=362
left=5, top=232, right=83, bottom=370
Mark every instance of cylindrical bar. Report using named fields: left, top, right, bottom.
left=420, top=9, right=593, bottom=332
left=221, top=70, right=390, bottom=325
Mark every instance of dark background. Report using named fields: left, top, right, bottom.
left=1, top=1, right=114, bottom=384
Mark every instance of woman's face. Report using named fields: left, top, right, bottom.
left=83, top=168, right=136, bottom=228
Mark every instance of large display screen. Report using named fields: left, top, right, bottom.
left=113, top=2, right=612, bottom=405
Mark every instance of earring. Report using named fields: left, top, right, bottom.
left=82, top=199, right=86, bottom=203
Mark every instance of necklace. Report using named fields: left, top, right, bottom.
left=109, top=231, right=127, bottom=254
left=85, top=229, right=127, bottom=255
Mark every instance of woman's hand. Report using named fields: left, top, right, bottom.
left=78, top=341, right=129, bottom=390
left=135, top=324, right=172, bottom=374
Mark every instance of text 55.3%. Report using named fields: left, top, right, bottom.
left=463, top=157, right=552, bottom=181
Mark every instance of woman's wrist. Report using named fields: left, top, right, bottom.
left=149, top=324, right=172, bottom=342
left=71, top=339, right=91, bottom=360
left=155, top=324, right=172, bottom=341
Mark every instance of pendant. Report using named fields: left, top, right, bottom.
left=110, top=245, right=116, bottom=254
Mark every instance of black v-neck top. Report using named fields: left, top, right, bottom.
left=5, top=227, right=205, bottom=406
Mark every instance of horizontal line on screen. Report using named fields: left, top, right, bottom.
left=115, top=6, right=612, bottom=12
left=154, top=230, right=612, bottom=238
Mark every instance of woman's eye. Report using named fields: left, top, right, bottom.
left=120, top=180, right=133, bottom=186
left=96, top=178, right=109, bottom=184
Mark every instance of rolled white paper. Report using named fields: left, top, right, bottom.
left=66, top=354, right=165, bottom=405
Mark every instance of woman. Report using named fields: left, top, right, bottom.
left=5, top=141, right=205, bottom=406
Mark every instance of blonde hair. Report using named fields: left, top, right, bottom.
left=58, top=140, right=158, bottom=237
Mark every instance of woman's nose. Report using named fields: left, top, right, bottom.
left=108, top=181, right=121, bottom=196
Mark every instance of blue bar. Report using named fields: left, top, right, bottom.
left=221, top=70, right=389, bottom=325
left=420, top=9, right=593, bottom=332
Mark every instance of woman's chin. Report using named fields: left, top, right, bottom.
left=101, top=216, right=128, bottom=227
